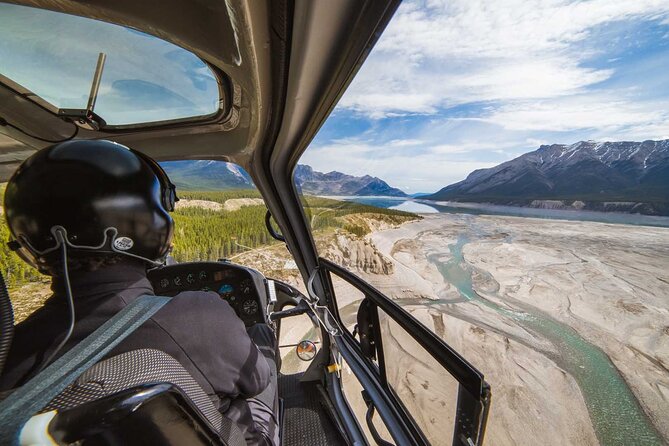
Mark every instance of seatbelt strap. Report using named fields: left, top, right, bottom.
left=0, top=294, right=171, bottom=446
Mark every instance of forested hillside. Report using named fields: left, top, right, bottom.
left=171, top=191, right=272, bottom=262
left=0, top=216, right=45, bottom=288
left=0, top=187, right=416, bottom=290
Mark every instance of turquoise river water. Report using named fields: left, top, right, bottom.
left=430, top=234, right=663, bottom=446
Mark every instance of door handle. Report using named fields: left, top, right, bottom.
left=361, top=390, right=394, bottom=446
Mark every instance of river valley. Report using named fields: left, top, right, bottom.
left=360, top=212, right=669, bottom=446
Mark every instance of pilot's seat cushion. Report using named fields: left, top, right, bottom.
left=44, top=348, right=245, bottom=444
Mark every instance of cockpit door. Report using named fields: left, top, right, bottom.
left=317, top=258, right=491, bottom=446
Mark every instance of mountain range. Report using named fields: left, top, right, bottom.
left=161, top=161, right=407, bottom=197
left=423, top=139, right=669, bottom=215
left=293, top=165, right=406, bottom=197
left=161, top=160, right=254, bottom=190
left=161, top=139, right=668, bottom=215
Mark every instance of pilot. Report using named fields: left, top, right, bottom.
left=0, top=140, right=279, bottom=445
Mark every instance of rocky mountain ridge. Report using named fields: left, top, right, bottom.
left=162, top=161, right=407, bottom=197
left=423, top=139, right=669, bottom=215
left=161, top=160, right=254, bottom=190
left=294, top=165, right=406, bottom=197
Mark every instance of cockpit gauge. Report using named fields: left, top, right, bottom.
left=218, top=284, right=234, bottom=299
left=147, top=263, right=264, bottom=326
left=240, top=279, right=253, bottom=295
left=241, top=299, right=259, bottom=315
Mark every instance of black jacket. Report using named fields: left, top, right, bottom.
left=0, top=262, right=271, bottom=415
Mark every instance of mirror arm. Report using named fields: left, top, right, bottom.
left=265, top=209, right=286, bottom=242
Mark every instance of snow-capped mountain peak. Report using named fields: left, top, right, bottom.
left=225, top=162, right=246, bottom=179
left=423, top=139, right=669, bottom=215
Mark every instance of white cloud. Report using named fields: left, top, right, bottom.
left=428, top=144, right=470, bottom=154
left=301, top=1, right=669, bottom=191
left=387, top=139, right=425, bottom=147
left=426, top=138, right=529, bottom=155
left=301, top=139, right=498, bottom=192
left=383, top=0, right=668, bottom=59
left=337, top=0, right=669, bottom=119
left=339, top=92, right=437, bottom=118
left=525, top=138, right=550, bottom=147
left=484, top=97, right=669, bottom=135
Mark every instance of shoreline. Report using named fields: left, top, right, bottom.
left=329, top=194, right=669, bottom=228
left=422, top=199, right=669, bottom=219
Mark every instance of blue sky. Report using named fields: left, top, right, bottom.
left=3, top=2, right=669, bottom=193
left=300, top=0, right=669, bottom=193
left=0, top=4, right=219, bottom=125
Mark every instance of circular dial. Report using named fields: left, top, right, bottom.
left=241, top=299, right=259, bottom=316
left=239, top=279, right=253, bottom=295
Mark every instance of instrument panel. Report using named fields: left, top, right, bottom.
left=147, top=261, right=268, bottom=326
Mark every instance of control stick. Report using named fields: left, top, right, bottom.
left=268, top=300, right=311, bottom=323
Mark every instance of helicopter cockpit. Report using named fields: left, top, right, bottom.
left=0, top=1, right=490, bottom=445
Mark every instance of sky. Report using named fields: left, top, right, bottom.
left=299, top=0, right=669, bottom=193
left=0, top=4, right=219, bottom=126
left=3, top=2, right=669, bottom=193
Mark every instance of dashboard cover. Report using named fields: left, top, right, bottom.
left=147, top=261, right=269, bottom=326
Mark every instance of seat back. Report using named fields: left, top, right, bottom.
left=44, top=383, right=226, bottom=445
left=44, top=349, right=246, bottom=445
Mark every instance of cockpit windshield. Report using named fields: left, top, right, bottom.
left=0, top=4, right=221, bottom=126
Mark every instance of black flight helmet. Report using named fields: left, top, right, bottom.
left=4, top=140, right=178, bottom=272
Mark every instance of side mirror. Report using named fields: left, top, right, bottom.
left=296, top=340, right=318, bottom=361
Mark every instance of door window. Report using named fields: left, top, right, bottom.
left=329, top=274, right=366, bottom=337
left=320, top=260, right=490, bottom=446
left=377, top=309, right=459, bottom=444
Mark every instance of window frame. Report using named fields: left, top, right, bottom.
left=320, top=257, right=491, bottom=446
left=0, top=11, right=231, bottom=131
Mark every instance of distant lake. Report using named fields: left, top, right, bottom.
left=336, top=196, right=669, bottom=228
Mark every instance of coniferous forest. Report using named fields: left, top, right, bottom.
left=1, top=187, right=416, bottom=290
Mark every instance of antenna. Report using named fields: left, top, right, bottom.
left=58, top=52, right=107, bottom=131
left=86, top=53, right=106, bottom=114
